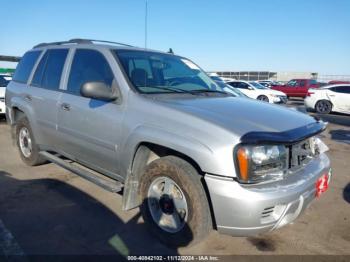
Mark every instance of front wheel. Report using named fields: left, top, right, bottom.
left=139, top=156, right=212, bottom=247
left=257, top=95, right=269, bottom=102
left=315, top=100, right=332, bottom=114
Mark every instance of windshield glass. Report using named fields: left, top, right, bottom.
left=115, top=50, right=224, bottom=94
left=249, top=81, right=267, bottom=89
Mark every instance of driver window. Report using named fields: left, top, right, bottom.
left=287, top=80, right=296, bottom=87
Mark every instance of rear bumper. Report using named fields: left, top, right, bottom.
left=205, top=153, right=331, bottom=236
left=304, top=97, right=317, bottom=110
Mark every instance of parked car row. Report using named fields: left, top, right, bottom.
left=209, top=75, right=350, bottom=115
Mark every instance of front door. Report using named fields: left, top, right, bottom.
left=57, top=49, right=124, bottom=178
left=329, top=85, right=350, bottom=113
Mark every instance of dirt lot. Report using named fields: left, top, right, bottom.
left=0, top=99, right=349, bottom=257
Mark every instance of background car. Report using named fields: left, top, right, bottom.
left=0, top=74, right=11, bottom=116
left=211, top=77, right=248, bottom=98
left=271, top=79, right=319, bottom=98
left=257, top=80, right=282, bottom=88
left=227, top=80, right=287, bottom=103
left=304, top=84, right=350, bottom=114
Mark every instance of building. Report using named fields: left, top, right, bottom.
left=210, top=71, right=318, bottom=82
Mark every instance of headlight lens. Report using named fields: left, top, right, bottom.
left=235, top=145, right=287, bottom=183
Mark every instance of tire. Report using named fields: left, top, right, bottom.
left=257, top=95, right=269, bottom=102
left=315, top=100, right=332, bottom=114
left=16, top=117, right=46, bottom=166
left=139, top=156, right=212, bottom=247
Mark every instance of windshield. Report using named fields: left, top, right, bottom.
left=249, top=82, right=267, bottom=89
left=115, top=50, right=225, bottom=94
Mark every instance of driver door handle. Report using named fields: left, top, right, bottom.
left=61, top=103, right=71, bottom=111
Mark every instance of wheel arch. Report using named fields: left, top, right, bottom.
left=122, top=141, right=204, bottom=211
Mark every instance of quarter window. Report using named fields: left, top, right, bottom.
left=13, top=51, right=42, bottom=83
left=67, top=49, right=114, bottom=95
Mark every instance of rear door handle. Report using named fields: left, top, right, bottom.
left=61, top=103, right=71, bottom=111
left=24, top=94, right=32, bottom=101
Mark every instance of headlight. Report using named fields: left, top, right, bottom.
left=235, top=145, right=287, bottom=183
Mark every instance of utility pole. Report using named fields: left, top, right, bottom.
left=145, top=0, right=148, bottom=49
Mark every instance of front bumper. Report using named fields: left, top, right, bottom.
left=0, top=99, right=5, bottom=115
left=273, top=95, right=288, bottom=104
left=205, top=153, right=331, bottom=236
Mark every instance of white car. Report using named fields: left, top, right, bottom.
left=227, top=80, right=287, bottom=103
left=304, top=84, right=350, bottom=114
left=0, top=75, right=11, bottom=116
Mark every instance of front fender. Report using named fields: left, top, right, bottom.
left=119, top=124, right=215, bottom=178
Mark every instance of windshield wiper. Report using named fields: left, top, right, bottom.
left=191, top=89, right=234, bottom=96
left=147, top=86, right=197, bottom=95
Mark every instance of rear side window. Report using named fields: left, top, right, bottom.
left=332, top=86, right=350, bottom=94
left=13, top=51, right=41, bottom=83
left=67, top=49, right=114, bottom=95
left=31, top=49, right=68, bottom=90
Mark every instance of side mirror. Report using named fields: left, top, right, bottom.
left=81, top=81, right=118, bottom=101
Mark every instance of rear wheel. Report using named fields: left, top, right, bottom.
left=257, top=95, right=269, bottom=102
left=139, top=156, right=212, bottom=247
left=16, top=117, right=46, bottom=166
left=315, top=100, right=332, bottom=114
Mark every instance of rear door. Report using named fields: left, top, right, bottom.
left=29, top=48, right=69, bottom=148
left=56, top=48, right=124, bottom=178
left=328, top=86, right=350, bottom=113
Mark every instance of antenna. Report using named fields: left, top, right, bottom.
left=145, top=0, right=148, bottom=49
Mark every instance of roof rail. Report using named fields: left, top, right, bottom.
left=73, top=39, right=135, bottom=47
left=33, top=38, right=135, bottom=49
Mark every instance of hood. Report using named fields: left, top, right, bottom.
left=0, top=87, right=5, bottom=98
left=156, top=96, right=316, bottom=138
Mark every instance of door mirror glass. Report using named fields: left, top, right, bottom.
left=81, top=81, right=118, bottom=101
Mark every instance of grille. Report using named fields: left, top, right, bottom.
left=287, top=138, right=316, bottom=172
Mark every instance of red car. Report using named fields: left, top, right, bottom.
left=271, top=79, right=319, bottom=98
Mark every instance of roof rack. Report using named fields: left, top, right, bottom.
left=33, top=38, right=135, bottom=49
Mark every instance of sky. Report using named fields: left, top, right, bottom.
left=0, top=0, right=349, bottom=74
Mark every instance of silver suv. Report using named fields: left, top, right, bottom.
left=5, top=39, right=331, bottom=246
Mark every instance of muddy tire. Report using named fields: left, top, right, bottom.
left=139, top=156, right=212, bottom=247
left=16, top=117, right=46, bottom=166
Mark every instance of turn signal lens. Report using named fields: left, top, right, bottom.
left=237, top=147, right=249, bottom=182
